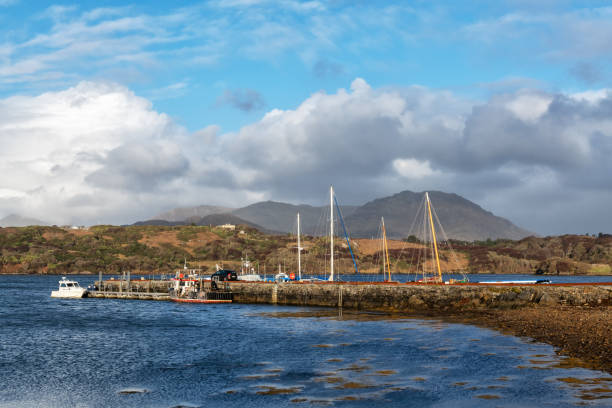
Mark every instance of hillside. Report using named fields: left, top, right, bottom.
left=0, top=225, right=610, bottom=276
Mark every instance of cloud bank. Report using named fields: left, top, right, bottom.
left=1, top=79, right=612, bottom=234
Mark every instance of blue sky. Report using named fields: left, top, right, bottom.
left=1, top=0, right=612, bottom=234
left=3, top=0, right=611, bottom=131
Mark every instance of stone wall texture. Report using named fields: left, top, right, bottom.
left=100, top=279, right=612, bottom=312
left=227, top=282, right=612, bottom=312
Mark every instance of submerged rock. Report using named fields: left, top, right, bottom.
left=118, top=387, right=149, bottom=395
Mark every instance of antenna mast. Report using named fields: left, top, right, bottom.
left=297, top=212, right=301, bottom=280
left=329, top=185, right=334, bottom=281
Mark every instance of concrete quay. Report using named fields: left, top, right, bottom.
left=95, top=279, right=612, bottom=311
left=226, top=281, right=612, bottom=312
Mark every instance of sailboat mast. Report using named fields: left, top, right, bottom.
left=329, top=185, right=334, bottom=282
left=382, top=217, right=391, bottom=281
left=297, top=212, right=301, bottom=280
left=426, top=192, right=442, bottom=282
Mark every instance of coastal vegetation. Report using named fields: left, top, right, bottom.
left=0, top=225, right=611, bottom=275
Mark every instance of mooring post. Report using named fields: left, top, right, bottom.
left=127, top=270, right=131, bottom=292
left=98, top=270, right=102, bottom=291
left=338, top=285, right=343, bottom=308
left=272, top=283, right=278, bottom=304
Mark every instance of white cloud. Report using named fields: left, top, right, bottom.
left=569, top=88, right=611, bottom=104
left=0, top=81, right=186, bottom=224
left=2, top=79, right=612, bottom=234
left=393, top=159, right=439, bottom=179
left=503, top=92, right=552, bottom=122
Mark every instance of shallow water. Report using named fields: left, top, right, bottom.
left=1, top=275, right=611, bottom=407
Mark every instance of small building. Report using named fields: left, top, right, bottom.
left=218, top=224, right=236, bottom=230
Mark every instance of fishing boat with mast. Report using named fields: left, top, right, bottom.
left=169, top=261, right=233, bottom=303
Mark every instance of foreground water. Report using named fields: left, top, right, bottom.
left=1, top=275, right=611, bottom=407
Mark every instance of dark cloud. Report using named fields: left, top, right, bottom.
left=206, top=79, right=612, bottom=234
left=216, top=88, right=265, bottom=112
left=85, top=142, right=189, bottom=191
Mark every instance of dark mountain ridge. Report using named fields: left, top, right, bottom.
left=140, top=190, right=532, bottom=241
left=345, top=191, right=531, bottom=241
left=231, top=201, right=357, bottom=236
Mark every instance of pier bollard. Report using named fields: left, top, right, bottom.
left=272, top=284, right=278, bottom=304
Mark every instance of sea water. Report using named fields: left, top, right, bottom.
left=1, top=275, right=610, bottom=407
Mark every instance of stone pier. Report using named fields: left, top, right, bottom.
left=96, top=279, right=612, bottom=312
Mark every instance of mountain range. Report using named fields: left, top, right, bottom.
left=0, top=214, right=48, bottom=228
left=139, top=190, right=532, bottom=241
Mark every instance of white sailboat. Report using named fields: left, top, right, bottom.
left=297, top=212, right=302, bottom=280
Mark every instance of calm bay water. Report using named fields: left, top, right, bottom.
left=1, top=275, right=611, bottom=407
left=318, top=273, right=612, bottom=284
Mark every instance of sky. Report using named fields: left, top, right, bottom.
left=1, top=0, right=612, bottom=235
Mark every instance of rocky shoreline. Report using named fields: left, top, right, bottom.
left=441, top=306, right=612, bottom=374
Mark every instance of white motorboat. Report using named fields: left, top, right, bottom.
left=51, top=277, right=87, bottom=298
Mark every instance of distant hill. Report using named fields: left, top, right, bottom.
left=153, top=205, right=233, bottom=222
left=232, top=201, right=357, bottom=236
left=0, top=214, right=48, bottom=227
left=132, top=219, right=185, bottom=226
left=344, top=191, right=531, bottom=241
left=139, top=190, right=531, bottom=241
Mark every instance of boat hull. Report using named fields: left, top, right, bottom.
left=51, top=289, right=87, bottom=298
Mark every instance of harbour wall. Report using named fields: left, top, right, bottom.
left=227, top=282, right=612, bottom=311
left=97, top=280, right=612, bottom=311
